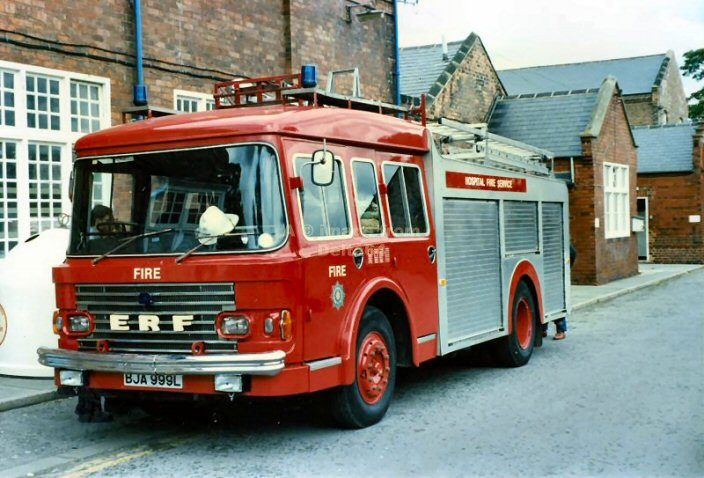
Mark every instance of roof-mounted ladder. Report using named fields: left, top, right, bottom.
left=429, top=118, right=554, bottom=176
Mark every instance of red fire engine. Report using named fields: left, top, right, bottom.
left=39, top=69, right=570, bottom=428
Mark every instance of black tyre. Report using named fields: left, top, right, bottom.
left=494, top=281, right=536, bottom=367
left=332, top=306, right=396, bottom=428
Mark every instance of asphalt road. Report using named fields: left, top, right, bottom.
left=2, top=270, right=702, bottom=477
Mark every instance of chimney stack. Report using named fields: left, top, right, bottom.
left=442, top=35, right=448, bottom=61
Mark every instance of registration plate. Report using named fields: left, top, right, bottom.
left=123, top=373, right=183, bottom=389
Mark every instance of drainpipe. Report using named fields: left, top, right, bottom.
left=133, top=0, right=148, bottom=105
left=393, top=0, right=400, bottom=105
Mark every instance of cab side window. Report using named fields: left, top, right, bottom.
left=383, top=163, right=428, bottom=235
left=296, top=156, right=350, bottom=238
left=351, top=160, right=383, bottom=235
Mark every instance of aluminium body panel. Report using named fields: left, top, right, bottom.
left=504, top=201, right=539, bottom=253
left=442, top=199, right=502, bottom=344
left=426, top=141, right=570, bottom=355
left=541, top=202, right=567, bottom=315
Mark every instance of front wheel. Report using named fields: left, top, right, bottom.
left=494, top=281, right=537, bottom=367
left=332, top=306, right=396, bottom=428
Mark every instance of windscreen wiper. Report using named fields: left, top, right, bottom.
left=175, top=232, right=223, bottom=264
left=175, top=231, right=244, bottom=264
left=92, top=228, right=175, bottom=265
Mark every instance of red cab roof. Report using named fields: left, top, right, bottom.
left=75, top=105, right=430, bottom=157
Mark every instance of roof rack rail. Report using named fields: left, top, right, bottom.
left=214, top=73, right=303, bottom=108
left=213, top=71, right=427, bottom=124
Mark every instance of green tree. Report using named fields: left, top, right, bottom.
left=681, top=48, right=704, bottom=120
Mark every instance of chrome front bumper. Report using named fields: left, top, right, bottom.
left=37, top=347, right=286, bottom=376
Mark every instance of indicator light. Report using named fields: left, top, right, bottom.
left=280, top=309, right=292, bottom=340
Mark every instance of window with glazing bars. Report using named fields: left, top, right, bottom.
left=28, top=143, right=63, bottom=234
left=0, top=141, right=19, bottom=257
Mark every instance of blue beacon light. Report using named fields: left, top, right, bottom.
left=301, top=65, right=317, bottom=88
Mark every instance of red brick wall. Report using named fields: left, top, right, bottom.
left=637, top=127, right=704, bottom=263
left=591, top=93, right=639, bottom=284
left=555, top=156, right=598, bottom=284
left=0, top=0, right=396, bottom=126
left=289, top=0, right=396, bottom=101
left=556, top=92, right=638, bottom=285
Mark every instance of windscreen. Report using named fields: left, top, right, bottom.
left=69, top=144, right=286, bottom=256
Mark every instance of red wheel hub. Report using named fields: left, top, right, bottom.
left=515, top=297, right=533, bottom=350
left=357, top=331, right=391, bottom=405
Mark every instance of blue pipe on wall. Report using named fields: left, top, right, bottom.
left=133, top=0, right=148, bottom=105
left=393, top=0, right=400, bottom=106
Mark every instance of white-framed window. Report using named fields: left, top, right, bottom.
left=604, top=162, right=630, bottom=239
left=174, top=89, right=215, bottom=113
left=0, top=140, right=19, bottom=256
left=26, top=73, right=61, bottom=130
left=0, top=59, right=111, bottom=259
left=70, top=80, right=102, bottom=133
left=0, top=70, right=16, bottom=127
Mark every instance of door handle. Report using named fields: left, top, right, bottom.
left=428, top=245, right=437, bottom=264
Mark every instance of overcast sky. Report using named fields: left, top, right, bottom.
left=397, top=0, right=704, bottom=97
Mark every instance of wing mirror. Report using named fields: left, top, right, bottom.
left=311, top=140, right=335, bottom=186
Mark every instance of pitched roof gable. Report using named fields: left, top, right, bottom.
left=400, top=33, right=482, bottom=100
left=498, top=54, right=669, bottom=96
left=632, top=123, right=696, bottom=173
left=400, top=40, right=464, bottom=98
left=487, top=77, right=630, bottom=157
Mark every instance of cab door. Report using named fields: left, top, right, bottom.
left=284, top=139, right=362, bottom=364
left=377, top=152, right=438, bottom=343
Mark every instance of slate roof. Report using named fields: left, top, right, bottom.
left=498, top=54, right=669, bottom=96
left=487, top=90, right=600, bottom=157
left=399, top=39, right=465, bottom=98
left=632, top=123, right=695, bottom=173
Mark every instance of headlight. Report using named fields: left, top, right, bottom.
left=217, top=313, right=250, bottom=338
left=68, top=315, right=91, bottom=332
left=64, top=312, right=94, bottom=336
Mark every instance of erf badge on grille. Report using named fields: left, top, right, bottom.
left=109, top=314, right=194, bottom=331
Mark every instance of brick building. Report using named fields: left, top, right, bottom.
left=488, top=77, right=639, bottom=285
left=0, top=0, right=398, bottom=258
left=399, top=33, right=506, bottom=123
left=632, top=123, right=704, bottom=263
left=498, top=51, right=689, bottom=126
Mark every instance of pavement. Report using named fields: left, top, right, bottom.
left=0, top=262, right=701, bottom=414
left=0, top=375, right=58, bottom=412
left=571, top=263, right=703, bottom=310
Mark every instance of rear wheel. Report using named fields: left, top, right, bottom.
left=332, top=306, right=396, bottom=428
left=494, top=281, right=536, bottom=367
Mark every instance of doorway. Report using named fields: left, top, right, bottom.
left=637, top=197, right=649, bottom=261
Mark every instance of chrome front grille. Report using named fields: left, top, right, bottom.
left=76, top=283, right=236, bottom=355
